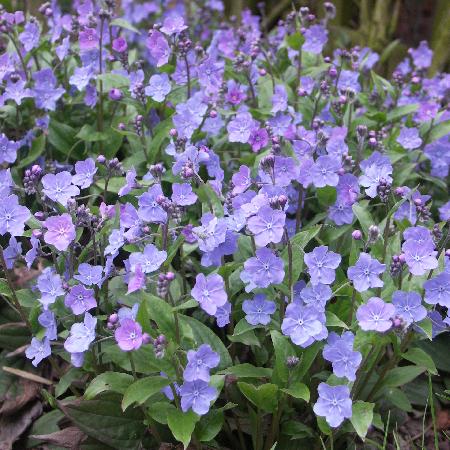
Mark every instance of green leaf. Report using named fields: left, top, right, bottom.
left=402, top=348, right=438, bottom=375
left=179, top=315, right=232, bottom=370
left=85, top=372, right=134, bottom=400
left=144, top=294, right=176, bottom=340
left=110, top=18, right=141, bottom=34
left=415, top=318, right=433, bottom=340
left=325, top=311, right=349, bottom=329
left=350, top=401, right=374, bottom=440
left=382, top=365, right=426, bottom=388
left=167, top=409, right=199, bottom=449
left=428, top=119, right=450, bottom=143
left=384, top=387, right=412, bottom=412
left=195, top=409, right=224, bottom=442
left=286, top=32, right=305, bottom=50
left=146, top=117, right=173, bottom=164
left=172, top=299, right=198, bottom=312
left=219, top=363, right=272, bottom=379
left=164, top=234, right=185, bottom=268
left=281, top=382, right=310, bottom=402
left=352, top=202, right=374, bottom=236
left=61, top=393, right=146, bottom=449
left=237, top=382, right=279, bottom=412
left=282, top=225, right=322, bottom=282
left=55, top=368, right=82, bottom=398
left=271, top=330, right=296, bottom=386
left=122, top=376, right=170, bottom=411
left=17, top=134, right=45, bottom=169
left=386, top=104, right=418, bottom=122
left=48, top=120, right=76, bottom=154
left=76, top=124, right=108, bottom=142
left=317, top=186, right=337, bottom=207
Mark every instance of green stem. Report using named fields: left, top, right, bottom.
left=428, top=373, right=439, bottom=450
left=128, top=352, right=137, bottom=380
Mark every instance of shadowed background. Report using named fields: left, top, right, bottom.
left=4, top=0, right=450, bottom=74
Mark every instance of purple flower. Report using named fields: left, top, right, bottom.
left=300, top=283, right=332, bottom=309
left=65, top=285, right=97, bottom=315
left=72, top=158, right=97, bottom=189
left=323, top=332, right=362, bottom=381
left=172, top=183, right=197, bottom=206
left=115, top=318, right=143, bottom=351
left=180, top=379, right=217, bottom=415
left=232, top=166, right=251, bottom=195
left=439, top=201, right=450, bottom=221
left=0, top=194, right=30, bottom=236
left=112, top=37, right=127, bottom=53
left=38, top=310, right=57, bottom=341
left=160, top=14, right=187, bottom=35
left=104, top=229, right=125, bottom=256
left=359, top=152, right=393, bottom=198
left=128, top=244, right=167, bottom=274
left=127, top=264, right=145, bottom=294
left=118, top=168, right=138, bottom=197
left=183, top=344, right=220, bottom=382
left=225, top=80, right=247, bottom=106
left=193, top=214, right=227, bottom=252
left=172, top=96, right=207, bottom=139
left=145, top=73, right=171, bottom=102
left=424, top=272, right=450, bottom=308
left=0, top=169, right=14, bottom=196
left=281, top=303, right=323, bottom=346
left=303, top=25, right=328, bottom=54
left=138, top=184, right=167, bottom=223
left=37, top=267, right=64, bottom=309
left=215, top=302, right=231, bottom=328
left=25, top=234, right=39, bottom=269
left=408, top=41, right=433, bottom=69
left=4, top=77, right=33, bottom=105
left=69, top=65, right=94, bottom=91
left=240, top=247, right=285, bottom=292
left=347, top=252, right=385, bottom=292
left=311, top=156, right=341, bottom=188
left=227, top=112, right=254, bottom=143
left=64, top=312, right=97, bottom=354
left=247, top=206, right=286, bottom=247
left=42, top=171, right=80, bottom=206
left=328, top=200, right=354, bottom=226
left=416, top=102, right=439, bottom=122
left=25, top=337, right=51, bottom=367
left=191, top=273, right=228, bottom=315
left=74, top=263, right=103, bottom=287
left=397, top=127, right=422, bottom=150
left=0, top=133, right=19, bottom=164
left=403, top=225, right=434, bottom=247
left=248, top=128, right=269, bottom=152
left=356, top=297, right=395, bottom=332
left=304, top=246, right=341, bottom=285
left=146, top=30, right=170, bottom=67
left=79, top=28, right=99, bottom=51
left=3, top=236, right=22, bottom=268
left=44, top=214, right=76, bottom=251
left=392, top=290, right=427, bottom=324
left=19, top=20, right=40, bottom=52
left=402, top=241, right=438, bottom=276
left=242, top=294, right=276, bottom=326
left=313, top=383, right=352, bottom=428
left=272, top=84, right=288, bottom=113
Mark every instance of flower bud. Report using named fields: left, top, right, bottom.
left=352, top=230, right=362, bottom=240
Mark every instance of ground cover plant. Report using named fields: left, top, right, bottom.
left=0, top=1, right=449, bottom=449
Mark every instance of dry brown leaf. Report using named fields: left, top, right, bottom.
left=0, top=379, right=40, bottom=415
left=30, top=426, right=87, bottom=449
left=0, top=401, right=42, bottom=450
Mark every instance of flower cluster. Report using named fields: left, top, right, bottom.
left=0, top=0, right=449, bottom=447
